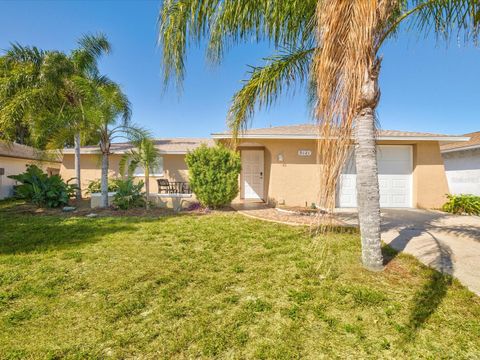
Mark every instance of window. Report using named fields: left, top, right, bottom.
left=133, top=157, right=164, bottom=177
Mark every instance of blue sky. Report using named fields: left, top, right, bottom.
left=1, top=0, right=479, bottom=138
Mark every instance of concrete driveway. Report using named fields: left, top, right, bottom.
left=338, top=209, right=480, bottom=295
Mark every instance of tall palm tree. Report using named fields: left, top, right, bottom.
left=119, top=137, right=161, bottom=210
left=158, top=1, right=480, bottom=270
left=0, top=34, right=111, bottom=199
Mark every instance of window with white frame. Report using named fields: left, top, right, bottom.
left=133, top=157, right=164, bottom=177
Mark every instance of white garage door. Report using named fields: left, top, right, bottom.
left=337, top=145, right=412, bottom=208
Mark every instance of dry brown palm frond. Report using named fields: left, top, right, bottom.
left=313, top=0, right=395, bottom=230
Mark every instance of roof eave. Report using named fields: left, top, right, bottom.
left=211, top=133, right=470, bottom=142
left=441, top=144, right=480, bottom=153
left=62, top=149, right=189, bottom=155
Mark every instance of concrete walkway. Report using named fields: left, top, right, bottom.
left=339, top=209, right=480, bottom=295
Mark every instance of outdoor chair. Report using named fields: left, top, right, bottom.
left=157, top=179, right=175, bottom=194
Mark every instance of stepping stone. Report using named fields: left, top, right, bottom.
left=62, top=206, right=76, bottom=212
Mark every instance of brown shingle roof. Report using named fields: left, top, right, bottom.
left=441, top=131, right=480, bottom=152
left=0, top=141, right=62, bottom=162
left=212, top=124, right=465, bottom=140
left=62, top=138, right=214, bottom=155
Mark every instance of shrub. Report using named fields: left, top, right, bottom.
left=113, top=178, right=145, bottom=210
left=442, top=194, right=480, bottom=215
left=8, top=165, right=76, bottom=208
left=185, top=144, right=241, bottom=208
left=86, top=178, right=120, bottom=194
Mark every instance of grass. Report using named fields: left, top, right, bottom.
left=0, top=200, right=479, bottom=358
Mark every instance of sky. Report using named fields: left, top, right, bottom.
left=0, top=0, right=479, bottom=138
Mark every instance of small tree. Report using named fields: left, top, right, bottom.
left=185, top=144, right=241, bottom=208
left=119, top=137, right=161, bottom=210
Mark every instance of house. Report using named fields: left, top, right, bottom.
left=59, top=124, right=468, bottom=210
left=0, top=141, right=62, bottom=199
left=441, top=131, right=480, bottom=196
left=212, top=124, right=468, bottom=209
left=59, top=138, right=214, bottom=195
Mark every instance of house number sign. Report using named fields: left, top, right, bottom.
left=298, top=150, right=312, bottom=157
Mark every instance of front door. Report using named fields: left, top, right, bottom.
left=242, top=150, right=264, bottom=200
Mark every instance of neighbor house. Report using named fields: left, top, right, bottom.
left=441, top=131, right=480, bottom=196
left=60, top=138, right=213, bottom=195
left=0, top=141, right=62, bottom=199
left=213, top=124, right=468, bottom=209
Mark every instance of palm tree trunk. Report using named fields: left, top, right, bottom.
left=101, top=150, right=109, bottom=208
left=74, top=132, right=82, bottom=200
left=354, top=60, right=383, bottom=271
left=145, top=167, right=150, bottom=210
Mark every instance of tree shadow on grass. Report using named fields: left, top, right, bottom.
left=0, top=214, right=165, bottom=254
left=380, top=227, right=454, bottom=344
left=400, top=268, right=452, bottom=344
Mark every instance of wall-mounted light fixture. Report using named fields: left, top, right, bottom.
left=277, top=153, right=284, bottom=162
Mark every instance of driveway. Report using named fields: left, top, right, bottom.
left=338, top=209, right=480, bottom=295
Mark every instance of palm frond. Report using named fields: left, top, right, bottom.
left=380, top=0, right=480, bottom=48
left=314, top=1, right=395, bottom=212
left=157, top=0, right=316, bottom=89
left=227, top=46, right=314, bottom=140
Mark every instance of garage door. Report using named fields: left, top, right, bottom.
left=337, top=145, right=412, bottom=208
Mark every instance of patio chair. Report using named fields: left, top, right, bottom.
left=157, top=179, right=175, bottom=194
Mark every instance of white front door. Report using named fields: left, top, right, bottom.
left=337, top=145, right=412, bottom=208
left=242, top=150, right=264, bottom=200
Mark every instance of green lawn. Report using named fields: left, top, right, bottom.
left=0, top=201, right=479, bottom=359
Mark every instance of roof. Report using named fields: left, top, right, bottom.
left=212, top=124, right=469, bottom=142
left=0, top=141, right=62, bottom=162
left=441, top=131, right=480, bottom=153
left=62, top=138, right=215, bottom=155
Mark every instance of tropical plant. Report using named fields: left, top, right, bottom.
left=8, top=165, right=76, bottom=208
left=113, top=177, right=145, bottom=210
left=158, top=0, right=480, bottom=271
left=119, top=137, right=161, bottom=210
left=185, top=144, right=241, bottom=208
left=0, top=34, right=112, bottom=199
left=86, top=178, right=120, bottom=194
left=442, top=194, right=480, bottom=215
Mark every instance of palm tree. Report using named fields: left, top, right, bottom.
left=119, top=137, right=161, bottom=210
left=86, top=81, right=145, bottom=208
left=158, top=1, right=480, bottom=270
left=0, top=34, right=111, bottom=199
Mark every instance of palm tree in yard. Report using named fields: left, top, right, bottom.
left=0, top=34, right=111, bottom=199
left=158, top=1, right=480, bottom=270
left=87, top=82, right=145, bottom=208
left=119, top=137, right=161, bottom=210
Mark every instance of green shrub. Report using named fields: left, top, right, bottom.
left=86, top=178, right=120, bottom=194
left=185, top=144, right=241, bottom=208
left=442, top=194, right=480, bottom=215
left=113, top=178, right=145, bottom=210
left=8, top=165, right=76, bottom=208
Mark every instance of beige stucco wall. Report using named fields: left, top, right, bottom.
left=229, top=138, right=449, bottom=209
left=237, top=139, right=321, bottom=207
left=0, top=156, right=61, bottom=199
left=411, top=141, right=450, bottom=209
left=60, top=153, right=190, bottom=195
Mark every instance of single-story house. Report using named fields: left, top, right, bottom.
left=441, top=131, right=480, bottom=196
left=60, top=124, right=468, bottom=209
left=0, top=141, right=62, bottom=199
left=212, top=124, right=468, bottom=209
left=60, top=138, right=214, bottom=196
